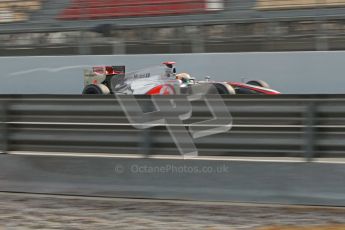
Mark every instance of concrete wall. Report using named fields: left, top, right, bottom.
left=0, top=51, right=344, bottom=94
left=2, top=154, right=345, bottom=206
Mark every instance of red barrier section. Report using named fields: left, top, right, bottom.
left=58, top=0, right=209, bottom=20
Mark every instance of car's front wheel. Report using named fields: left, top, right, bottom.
left=246, top=80, right=270, bottom=88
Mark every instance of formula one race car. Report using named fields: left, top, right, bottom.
left=82, top=62, right=280, bottom=95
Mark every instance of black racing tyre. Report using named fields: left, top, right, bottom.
left=82, top=84, right=110, bottom=95
left=208, top=83, right=236, bottom=95
left=246, top=80, right=270, bottom=89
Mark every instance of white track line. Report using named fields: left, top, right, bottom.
left=8, top=151, right=345, bottom=164
left=5, top=121, right=345, bottom=128
left=6, top=121, right=302, bottom=128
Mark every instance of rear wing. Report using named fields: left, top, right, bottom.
left=84, top=66, right=125, bottom=86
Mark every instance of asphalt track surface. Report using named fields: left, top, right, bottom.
left=1, top=192, right=345, bottom=230
left=3, top=152, right=345, bottom=229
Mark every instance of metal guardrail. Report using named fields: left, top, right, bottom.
left=1, top=94, right=345, bottom=206
left=0, top=95, right=344, bottom=158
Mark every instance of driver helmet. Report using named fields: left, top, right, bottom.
left=176, top=73, right=192, bottom=84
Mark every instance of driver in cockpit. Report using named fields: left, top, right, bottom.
left=176, top=73, right=194, bottom=87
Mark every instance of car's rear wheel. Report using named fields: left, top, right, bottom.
left=246, top=80, right=270, bottom=88
left=82, top=84, right=110, bottom=95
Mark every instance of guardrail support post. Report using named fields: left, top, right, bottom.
left=140, top=128, right=152, bottom=157
left=0, top=102, right=8, bottom=154
left=111, top=39, right=126, bottom=54
left=139, top=100, right=153, bottom=157
left=304, top=102, right=317, bottom=162
left=186, top=26, right=205, bottom=53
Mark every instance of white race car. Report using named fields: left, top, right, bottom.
left=82, top=62, right=280, bottom=95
